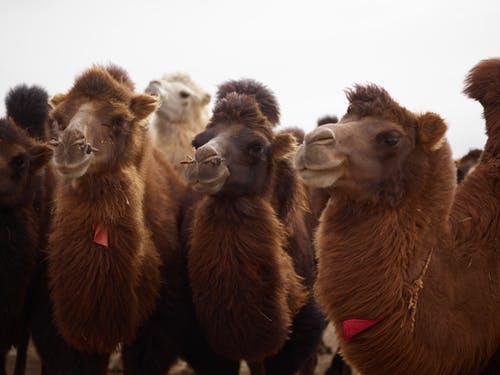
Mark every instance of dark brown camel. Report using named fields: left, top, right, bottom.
left=294, top=59, right=499, bottom=375
left=184, top=79, right=326, bottom=374
left=0, top=85, right=53, bottom=375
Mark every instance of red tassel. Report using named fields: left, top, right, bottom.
left=92, top=224, right=109, bottom=248
left=343, top=318, right=383, bottom=341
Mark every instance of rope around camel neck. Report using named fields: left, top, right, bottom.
left=407, top=248, right=434, bottom=334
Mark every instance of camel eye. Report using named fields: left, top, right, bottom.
left=11, top=154, right=27, bottom=171
left=111, top=116, right=126, bottom=128
left=248, top=141, right=264, bottom=155
left=384, top=137, right=399, bottom=147
left=180, top=91, right=190, bottom=99
left=377, top=131, right=402, bottom=147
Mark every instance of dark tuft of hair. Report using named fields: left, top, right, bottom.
left=344, top=84, right=415, bottom=127
left=210, top=92, right=273, bottom=140
left=216, top=79, right=280, bottom=125
left=5, top=84, right=50, bottom=140
left=464, top=58, right=500, bottom=106
left=317, top=115, right=338, bottom=126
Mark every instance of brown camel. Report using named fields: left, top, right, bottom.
left=47, top=65, right=185, bottom=355
left=184, top=79, right=326, bottom=374
left=294, top=59, right=499, bottom=375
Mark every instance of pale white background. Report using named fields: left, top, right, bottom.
left=1, top=0, right=498, bottom=157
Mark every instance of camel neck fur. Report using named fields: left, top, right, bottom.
left=188, top=195, right=305, bottom=362
left=48, top=142, right=161, bottom=353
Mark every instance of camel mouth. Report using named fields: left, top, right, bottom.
left=53, top=157, right=92, bottom=178
left=185, top=155, right=230, bottom=194
left=190, top=174, right=229, bottom=194
left=297, top=166, right=344, bottom=188
left=294, top=143, right=345, bottom=188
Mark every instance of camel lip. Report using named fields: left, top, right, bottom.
left=297, top=165, right=344, bottom=188
left=190, top=178, right=227, bottom=194
left=188, top=168, right=230, bottom=194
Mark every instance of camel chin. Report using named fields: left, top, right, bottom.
left=188, top=167, right=230, bottom=194
left=54, top=157, right=91, bottom=179
left=298, top=168, right=343, bottom=188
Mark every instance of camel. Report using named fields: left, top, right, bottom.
left=46, top=64, right=182, bottom=358
left=46, top=64, right=238, bottom=375
left=294, top=58, right=500, bottom=375
left=145, top=73, right=211, bottom=177
left=456, top=148, right=482, bottom=182
left=0, top=85, right=53, bottom=375
left=184, top=79, right=326, bottom=374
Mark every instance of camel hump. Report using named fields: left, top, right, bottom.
left=5, top=84, right=50, bottom=140
left=216, top=79, right=280, bottom=125
left=464, top=58, right=500, bottom=106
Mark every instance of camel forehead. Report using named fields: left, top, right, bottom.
left=337, top=117, right=407, bottom=135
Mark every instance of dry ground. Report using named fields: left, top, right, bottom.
left=6, top=324, right=344, bottom=375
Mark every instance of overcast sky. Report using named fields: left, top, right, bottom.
left=1, top=0, right=498, bottom=157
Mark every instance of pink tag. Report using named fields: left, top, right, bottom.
left=343, top=318, right=383, bottom=341
left=92, top=224, right=109, bottom=248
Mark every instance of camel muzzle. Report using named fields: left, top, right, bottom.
left=183, top=144, right=229, bottom=194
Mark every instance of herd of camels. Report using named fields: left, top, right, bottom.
left=0, top=58, right=498, bottom=375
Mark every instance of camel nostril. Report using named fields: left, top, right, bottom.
left=85, top=144, right=92, bottom=154
left=305, top=128, right=336, bottom=145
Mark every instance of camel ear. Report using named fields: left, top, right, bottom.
left=201, top=93, right=211, bottom=106
left=29, top=143, right=53, bottom=172
left=130, top=94, right=159, bottom=121
left=417, top=112, right=448, bottom=151
left=49, top=93, right=67, bottom=108
left=272, top=132, right=297, bottom=159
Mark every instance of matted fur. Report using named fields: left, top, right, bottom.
left=48, top=65, right=183, bottom=354
left=314, top=65, right=499, bottom=375
left=189, top=196, right=304, bottom=361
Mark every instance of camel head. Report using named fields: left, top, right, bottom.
left=145, top=73, right=210, bottom=125
left=295, top=84, right=449, bottom=204
left=49, top=65, right=158, bottom=179
left=0, top=118, right=52, bottom=205
left=186, top=79, right=294, bottom=196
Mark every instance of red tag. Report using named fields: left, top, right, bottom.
left=343, top=318, right=383, bottom=341
left=92, top=224, right=108, bottom=248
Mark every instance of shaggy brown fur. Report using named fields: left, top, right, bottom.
left=296, top=61, right=499, bottom=375
left=0, top=86, right=53, bottom=375
left=186, top=80, right=324, bottom=372
left=47, top=65, right=184, bottom=353
left=455, top=148, right=482, bottom=182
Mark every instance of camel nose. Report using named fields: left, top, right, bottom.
left=305, top=127, right=336, bottom=145
left=194, top=144, right=222, bottom=165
